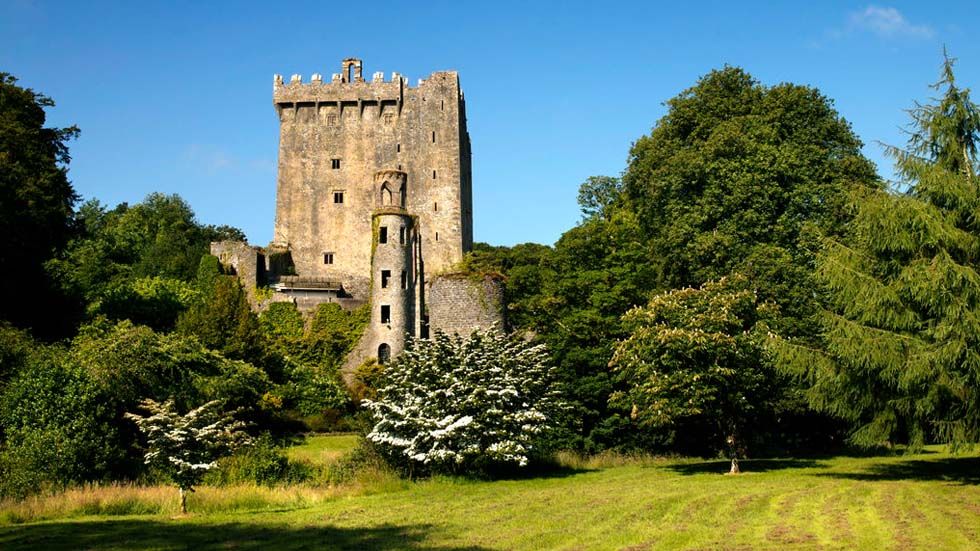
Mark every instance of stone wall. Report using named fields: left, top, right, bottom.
left=427, top=273, right=506, bottom=337
left=210, top=241, right=265, bottom=306
left=271, top=60, right=472, bottom=295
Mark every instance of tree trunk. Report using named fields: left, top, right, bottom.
left=179, top=487, right=187, bottom=514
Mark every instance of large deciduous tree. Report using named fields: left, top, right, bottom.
left=0, top=73, right=80, bottom=335
left=623, top=66, right=880, bottom=338
left=770, top=53, right=980, bottom=449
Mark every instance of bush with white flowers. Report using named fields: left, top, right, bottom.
left=364, top=329, right=565, bottom=474
left=125, top=398, right=249, bottom=513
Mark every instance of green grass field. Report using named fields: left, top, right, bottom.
left=1, top=435, right=978, bottom=550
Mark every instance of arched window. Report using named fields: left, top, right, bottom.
left=378, top=343, right=391, bottom=365
left=380, top=182, right=393, bottom=206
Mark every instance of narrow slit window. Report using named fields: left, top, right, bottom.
left=323, top=252, right=334, bottom=265
left=396, top=143, right=401, bottom=153
left=399, top=226, right=406, bottom=244
left=379, top=226, right=388, bottom=244
left=381, top=270, right=391, bottom=289
left=331, top=158, right=341, bottom=169
left=380, top=305, right=391, bottom=324
left=333, top=191, right=344, bottom=204
left=441, top=100, right=444, bottom=110
left=435, top=232, right=439, bottom=241
left=432, top=131, right=436, bottom=143
left=401, top=270, right=407, bottom=289
left=434, top=202, right=438, bottom=212
left=432, top=170, right=436, bottom=179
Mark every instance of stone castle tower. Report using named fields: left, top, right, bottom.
left=213, top=58, right=502, bottom=371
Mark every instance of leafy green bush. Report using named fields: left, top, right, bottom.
left=205, top=435, right=313, bottom=486
left=0, top=349, right=125, bottom=497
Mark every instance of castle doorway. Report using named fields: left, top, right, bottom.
left=378, top=343, right=391, bottom=364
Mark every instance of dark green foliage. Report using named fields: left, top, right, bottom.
left=0, top=73, right=80, bottom=336
left=177, top=273, right=264, bottom=365
left=623, top=66, right=880, bottom=338
left=771, top=54, right=980, bottom=449
left=0, top=348, right=123, bottom=497
left=258, top=303, right=366, bottom=422
left=46, top=195, right=244, bottom=332
left=205, top=434, right=312, bottom=486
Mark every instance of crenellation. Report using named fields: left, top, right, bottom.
left=264, top=57, right=486, bottom=373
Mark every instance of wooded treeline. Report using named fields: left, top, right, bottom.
left=1, top=53, right=978, bottom=493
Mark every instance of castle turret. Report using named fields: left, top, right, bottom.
left=368, top=170, right=418, bottom=363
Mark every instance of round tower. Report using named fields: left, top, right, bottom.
left=369, top=170, right=416, bottom=364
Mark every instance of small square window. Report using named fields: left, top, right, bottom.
left=381, top=270, right=391, bottom=289
left=379, top=226, right=388, bottom=244
left=401, top=271, right=407, bottom=289
left=323, top=252, right=334, bottom=265
left=384, top=113, right=394, bottom=124
left=333, top=191, right=344, bottom=204
left=327, top=114, right=337, bottom=126
left=381, top=305, right=391, bottom=324
left=399, top=226, right=406, bottom=245
left=331, top=158, right=341, bottom=169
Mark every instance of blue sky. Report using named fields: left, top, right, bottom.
left=2, top=1, right=977, bottom=246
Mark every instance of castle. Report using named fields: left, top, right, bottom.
left=212, top=58, right=504, bottom=374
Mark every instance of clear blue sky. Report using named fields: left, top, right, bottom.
left=3, top=1, right=977, bottom=246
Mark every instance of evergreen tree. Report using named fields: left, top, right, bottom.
left=771, top=53, right=980, bottom=449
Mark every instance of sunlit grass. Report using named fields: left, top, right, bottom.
left=1, top=439, right=979, bottom=550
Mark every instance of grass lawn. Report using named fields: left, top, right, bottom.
left=285, top=433, right=361, bottom=465
left=1, top=436, right=978, bottom=550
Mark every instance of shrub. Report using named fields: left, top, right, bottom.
left=365, top=329, right=567, bottom=475
left=205, top=435, right=313, bottom=486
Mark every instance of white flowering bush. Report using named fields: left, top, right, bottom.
left=125, top=398, right=249, bottom=513
left=364, top=329, right=565, bottom=474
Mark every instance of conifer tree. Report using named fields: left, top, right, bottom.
left=771, top=52, right=980, bottom=449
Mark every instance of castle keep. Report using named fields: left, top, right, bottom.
left=213, top=58, right=502, bottom=370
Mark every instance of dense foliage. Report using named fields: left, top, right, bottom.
left=0, top=73, right=80, bottom=336
left=365, top=329, right=566, bottom=474
left=771, top=54, right=980, bottom=449
left=609, top=276, right=782, bottom=458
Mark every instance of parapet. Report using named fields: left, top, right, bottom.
left=272, top=58, right=460, bottom=106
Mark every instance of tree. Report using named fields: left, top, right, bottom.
left=364, top=329, right=566, bottom=474
left=622, top=66, right=880, bottom=338
left=609, top=276, right=779, bottom=471
left=0, top=72, right=80, bottom=335
left=177, top=268, right=264, bottom=365
left=126, top=398, right=248, bottom=513
left=770, top=53, right=980, bottom=449
left=577, top=175, right=623, bottom=221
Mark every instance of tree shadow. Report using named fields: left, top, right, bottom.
left=0, top=519, right=490, bottom=550
left=815, top=456, right=980, bottom=485
left=664, top=458, right=827, bottom=475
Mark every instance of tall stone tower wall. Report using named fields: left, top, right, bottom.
left=428, top=274, right=506, bottom=337
left=272, top=61, right=472, bottom=300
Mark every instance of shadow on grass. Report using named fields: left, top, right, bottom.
left=0, top=519, right=490, bottom=551
left=815, top=456, right=980, bottom=485
left=664, top=458, right=827, bottom=475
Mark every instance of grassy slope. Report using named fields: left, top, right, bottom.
left=1, top=436, right=978, bottom=550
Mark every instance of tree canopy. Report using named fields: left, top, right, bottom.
left=770, top=53, right=980, bottom=449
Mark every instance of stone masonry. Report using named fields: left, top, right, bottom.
left=212, top=58, right=505, bottom=374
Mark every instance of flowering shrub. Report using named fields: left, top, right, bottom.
left=364, top=329, right=565, bottom=474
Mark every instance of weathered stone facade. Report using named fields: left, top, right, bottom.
left=213, top=58, right=506, bottom=374
left=428, top=274, right=506, bottom=337
left=271, top=59, right=472, bottom=300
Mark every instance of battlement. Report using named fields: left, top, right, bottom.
left=273, top=58, right=459, bottom=106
